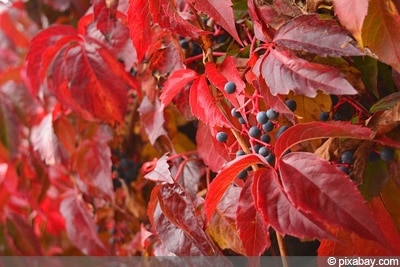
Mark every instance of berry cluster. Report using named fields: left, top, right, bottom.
left=112, top=150, right=140, bottom=190
left=336, top=146, right=395, bottom=176
left=215, top=81, right=297, bottom=179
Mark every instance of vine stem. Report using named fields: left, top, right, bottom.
left=276, top=233, right=289, bottom=267
left=230, top=128, right=289, bottom=266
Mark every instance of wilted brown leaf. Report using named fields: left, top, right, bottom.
left=367, top=102, right=400, bottom=136
left=314, top=138, right=340, bottom=160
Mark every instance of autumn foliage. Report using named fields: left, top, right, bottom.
left=0, top=0, right=400, bottom=258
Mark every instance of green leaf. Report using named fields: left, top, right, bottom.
left=370, top=92, right=400, bottom=113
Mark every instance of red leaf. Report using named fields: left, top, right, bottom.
left=333, top=0, right=368, bottom=44
left=0, top=11, right=30, bottom=48
left=144, top=154, right=174, bottom=184
left=152, top=184, right=217, bottom=255
left=30, top=113, right=68, bottom=165
left=189, top=75, right=231, bottom=127
left=318, top=197, right=400, bottom=255
left=274, top=121, right=374, bottom=160
left=279, top=152, right=388, bottom=246
left=138, top=96, right=168, bottom=145
left=71, top=136, right=114, bottom=200
left=236, top=175, right=270, bottom=255
left=176, top=159, right=205, bottom=200
left=27, top=25, right=135, bottom=125
left=188, top=0, right=242, bottom=45
left=260, top=47, right=358, bottom=97
left=205, top=57, right=246, bottom=107
left=26, top=25, right=76, bottom=95
left=0, top=96, right=20, bottom=158
left=247, top=0, right=270, bottom=42
left=196, top=121, right=230, bottom=172
left=127, top=0, right=152, bottom=62
left=41, top=0, right=74, bottom=12
left=6, top=213, right=44, bottom=255
left=160, top=69, right=198, bottom=108
left=60, top=192, right=109, bottom=255
left=274, top=14, right=363, bottom=57
left=149, top=0, right=208, bottom=38
left=254, top=167, right=335, bottom=240
left=204, top=154, right=266, bottom=221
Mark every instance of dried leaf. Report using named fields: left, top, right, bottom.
left=207, top=185, right=246, bottom=255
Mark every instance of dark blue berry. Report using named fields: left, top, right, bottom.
left=120, top=158, right=128, bottom=168
left=368, top=151, right=380, bottom=162
left=380, top=147, right=395, bottom=161
left=249, top=126, right=261, bottom=138
left=258, top=147, right=270, bottom=157
left=266, top=108, right=279, bottom=120
left=262, top=121, right=274, bottom=132
left=276, top=125, right=289, bottom=139
left=238, top=117, right=246, bottom=124
left=237, top=170, right=247, bottom=179
left=341, top=150, right=354, bottom=164
left=285, top=99, right=297, bottom=112
left=256, top=111, right=269, bottom=124
left=231, top=108, right=241, bottom=118
left=236, top=150, right=245, bottom=157
left=260, top=134, right=271, bottom=143
left=179, top=39, right=189, bottom=49
left=266, top=153, right=275, bottom=165
left=253, top=144, right=261, bottom=153
left=320, top=112, right=329, bottom=121
left=216, top=132, right=228, bottom=142
left=224, top=81, right=236, bottom=94
left=338, top=165, right=349, bottom=174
